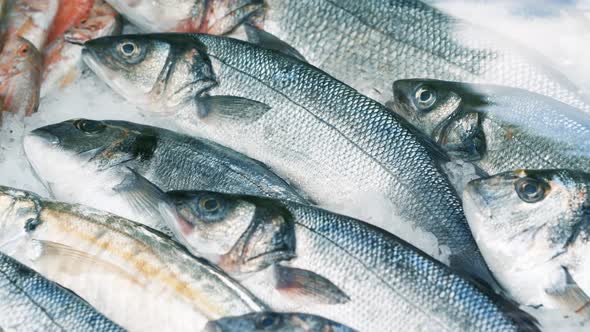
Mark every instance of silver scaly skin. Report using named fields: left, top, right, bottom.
left=0, top=186, right=266, bottom=332
left=24, top=119, right=307, bottom=232
left=203, top=312, right=356, bottom=332
left=463, top=169, right=590, bottom=319
left=81, top=33, right=493, bottom=285
left=259, top=0, right=590, bottom=110
left=0, top=252, right=123, bottom=332
left=392, top=79, right=590, bottom=175
left=162, top=191, right=539, bottom=332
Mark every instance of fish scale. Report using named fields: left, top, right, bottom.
left=0, top=252, right=123, bottom=332
left=261, top=0, right=590, bottom=112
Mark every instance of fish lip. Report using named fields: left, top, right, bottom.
left=201, top=321, right=223, bottom=332
left=26, top=129, right=60, bottom=146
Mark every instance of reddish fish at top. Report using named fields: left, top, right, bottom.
left=0, top=37, right=41, bottom=119
left=1, top=0, right=59, bottom=50
left=41, top=0, right=119, bottom=97
left=46, top=0, right=95, bottom=45
left=105, top=0, right=262, bottom=34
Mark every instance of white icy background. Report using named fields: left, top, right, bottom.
left=1, top=1, right=590, bottom=331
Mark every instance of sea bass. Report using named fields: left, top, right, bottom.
left=1, top=0, right=58, bottom=50
left=161, top=190, right=539, bottom=331
left=0, top=37, right=41, bottom=119
left=24, top=119, right=307, bottom=231
left=104, top=0, right=262, bottom=34
left=101, top=0, right=589, bottom=111
left=81, top=33, right=491, bottom=284
left=0, top=252, right=124, bottom=332
left=204, top=312, right=355, bottom=332
left=463, top=169, right=590, bottom=319
left=392, top=79, right=590, bottom=175
left=0, top=186, right=266, bottom=331
left=41, top=0, right=120, bottom=97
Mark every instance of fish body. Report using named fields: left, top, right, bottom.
left=81, top=33, right=489, bottom=283
left=0, top=186, right=266, bottom=332
left=24, top=119, right=307, bottom=232
left=102, top=0, right=590, bottom=111
left=41, top=0, right=120, bottom=97
left=463, top=169, right=590, bottom=318
left=46, top=0, right=95, bottom=45
left=1, top=0, right=59, bottom=50
left=204, top=312, right=356, bottom=332
left=392, top=79, right=590, bottom=175
left=162, top=191, right=539, bottom=332
left=0, top=36, right=41, bottom=118
left=0, top=252, right=124, bottom=332
left=104, top=0, right=262, bottom=34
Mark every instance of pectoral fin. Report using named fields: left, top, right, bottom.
left=274, top=264, right=350, bottom=305
left=196, top=95, right=270, bottom=124
left=545, top=267, right=590, bottom=319
left=113, top=167, right=169, bottom=231
left=36, top=240, right=143, bottom=286
left=244, top=24, right=307, bottom=62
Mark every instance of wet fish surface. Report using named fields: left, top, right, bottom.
left=1, top=0, right=58, bottom=50
left=392, top=79, right=590, bottom=175
left=204, top=312, right=356, bottom=332
left=463, top=169, right=590, bottom=319
left=0, top=252, right=124, bottom=332
left=42, top=0, right=120, bottom=97
left=161, top=190, right=540, bottom=331
left=81, top=33, right=492, bottom=284
left=0, top=37, right=41, bottom=119
left=24, top=119, right=307, bottom=232
left=100, top=0, right=590, bottom=111
left=0, top=186, right=266, bottom=332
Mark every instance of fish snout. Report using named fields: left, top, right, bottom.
left=201, top=321, right=223, bottom=332
left=26, top=128, right=61, bottom=146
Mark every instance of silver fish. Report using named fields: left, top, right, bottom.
left=161, top=190, right=539, bottom=331
left=100, top=0, right=589, bottom=112
left=203, top=312, right=356, bottom=332
left=0, top=186, right=266, bottom=332
left=463, top=169, right=590, bottom=319
left=24, top=119, right=307, bottom=232
left=81, top=33, right=493, bottom=285
left=0, top=252, right=124, bottom=332
left=392, top=79, right=590, bottom=175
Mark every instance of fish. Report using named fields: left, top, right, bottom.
left=81, top=33, right=494, bottom=285
left=391, top=79, right=590, bottom=176
left=41, top=0, right=120, bottom=97
left=24, top=119, right=307, bottom=232
left=1, top=0, right=59, bottom=50
left=463, top=169, right=590, bottom=319
left=160, top=190, right=540, bottom=331
left=99, top=0, right=589, bottom=112
left=104, top=0, right=263, bottom=34
left=0, top=36, right=41, bottom=119
left=203, top=312, right=356, bottom=332
left=0, top=252, right=124, bottom=332
left=46, top=0, right=95, bottom=45
left=0, top=185, right=267, bottom=332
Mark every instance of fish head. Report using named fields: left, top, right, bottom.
left=0, top=37, right=41, bottom=115
left=463, top=169, right=590, bottom=265
left=0, top=186, right=43, bottom=256
left=162, top=191, right=295, bottom=274
left=203, top=312, right=349, bottom=332
left=24, top=119, right=154, bottom=193
left=82, top=34, right=216, bottom=113
left=64, top=1, right=121, bottom=45
left=392, top=79, right=489, bottom=161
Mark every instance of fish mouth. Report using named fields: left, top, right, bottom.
left=201, top=321, right=223, bottom=332
left=23, top=130, right=61, bottom=194
left=462, top=181, right=493, bottom=235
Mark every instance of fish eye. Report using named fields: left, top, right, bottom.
left=256, top=313, right=280, bottom=330
left=199, top=197, right=221, bottom=212
left=118, top=41, right=140, bottom=57
left=414, top=85, right=437, bottom=111
left=73, top=119, right=106, bottom=134
left=515, top=177, right=549, bottom=203
left=17, top=44, right=29, bottom=57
